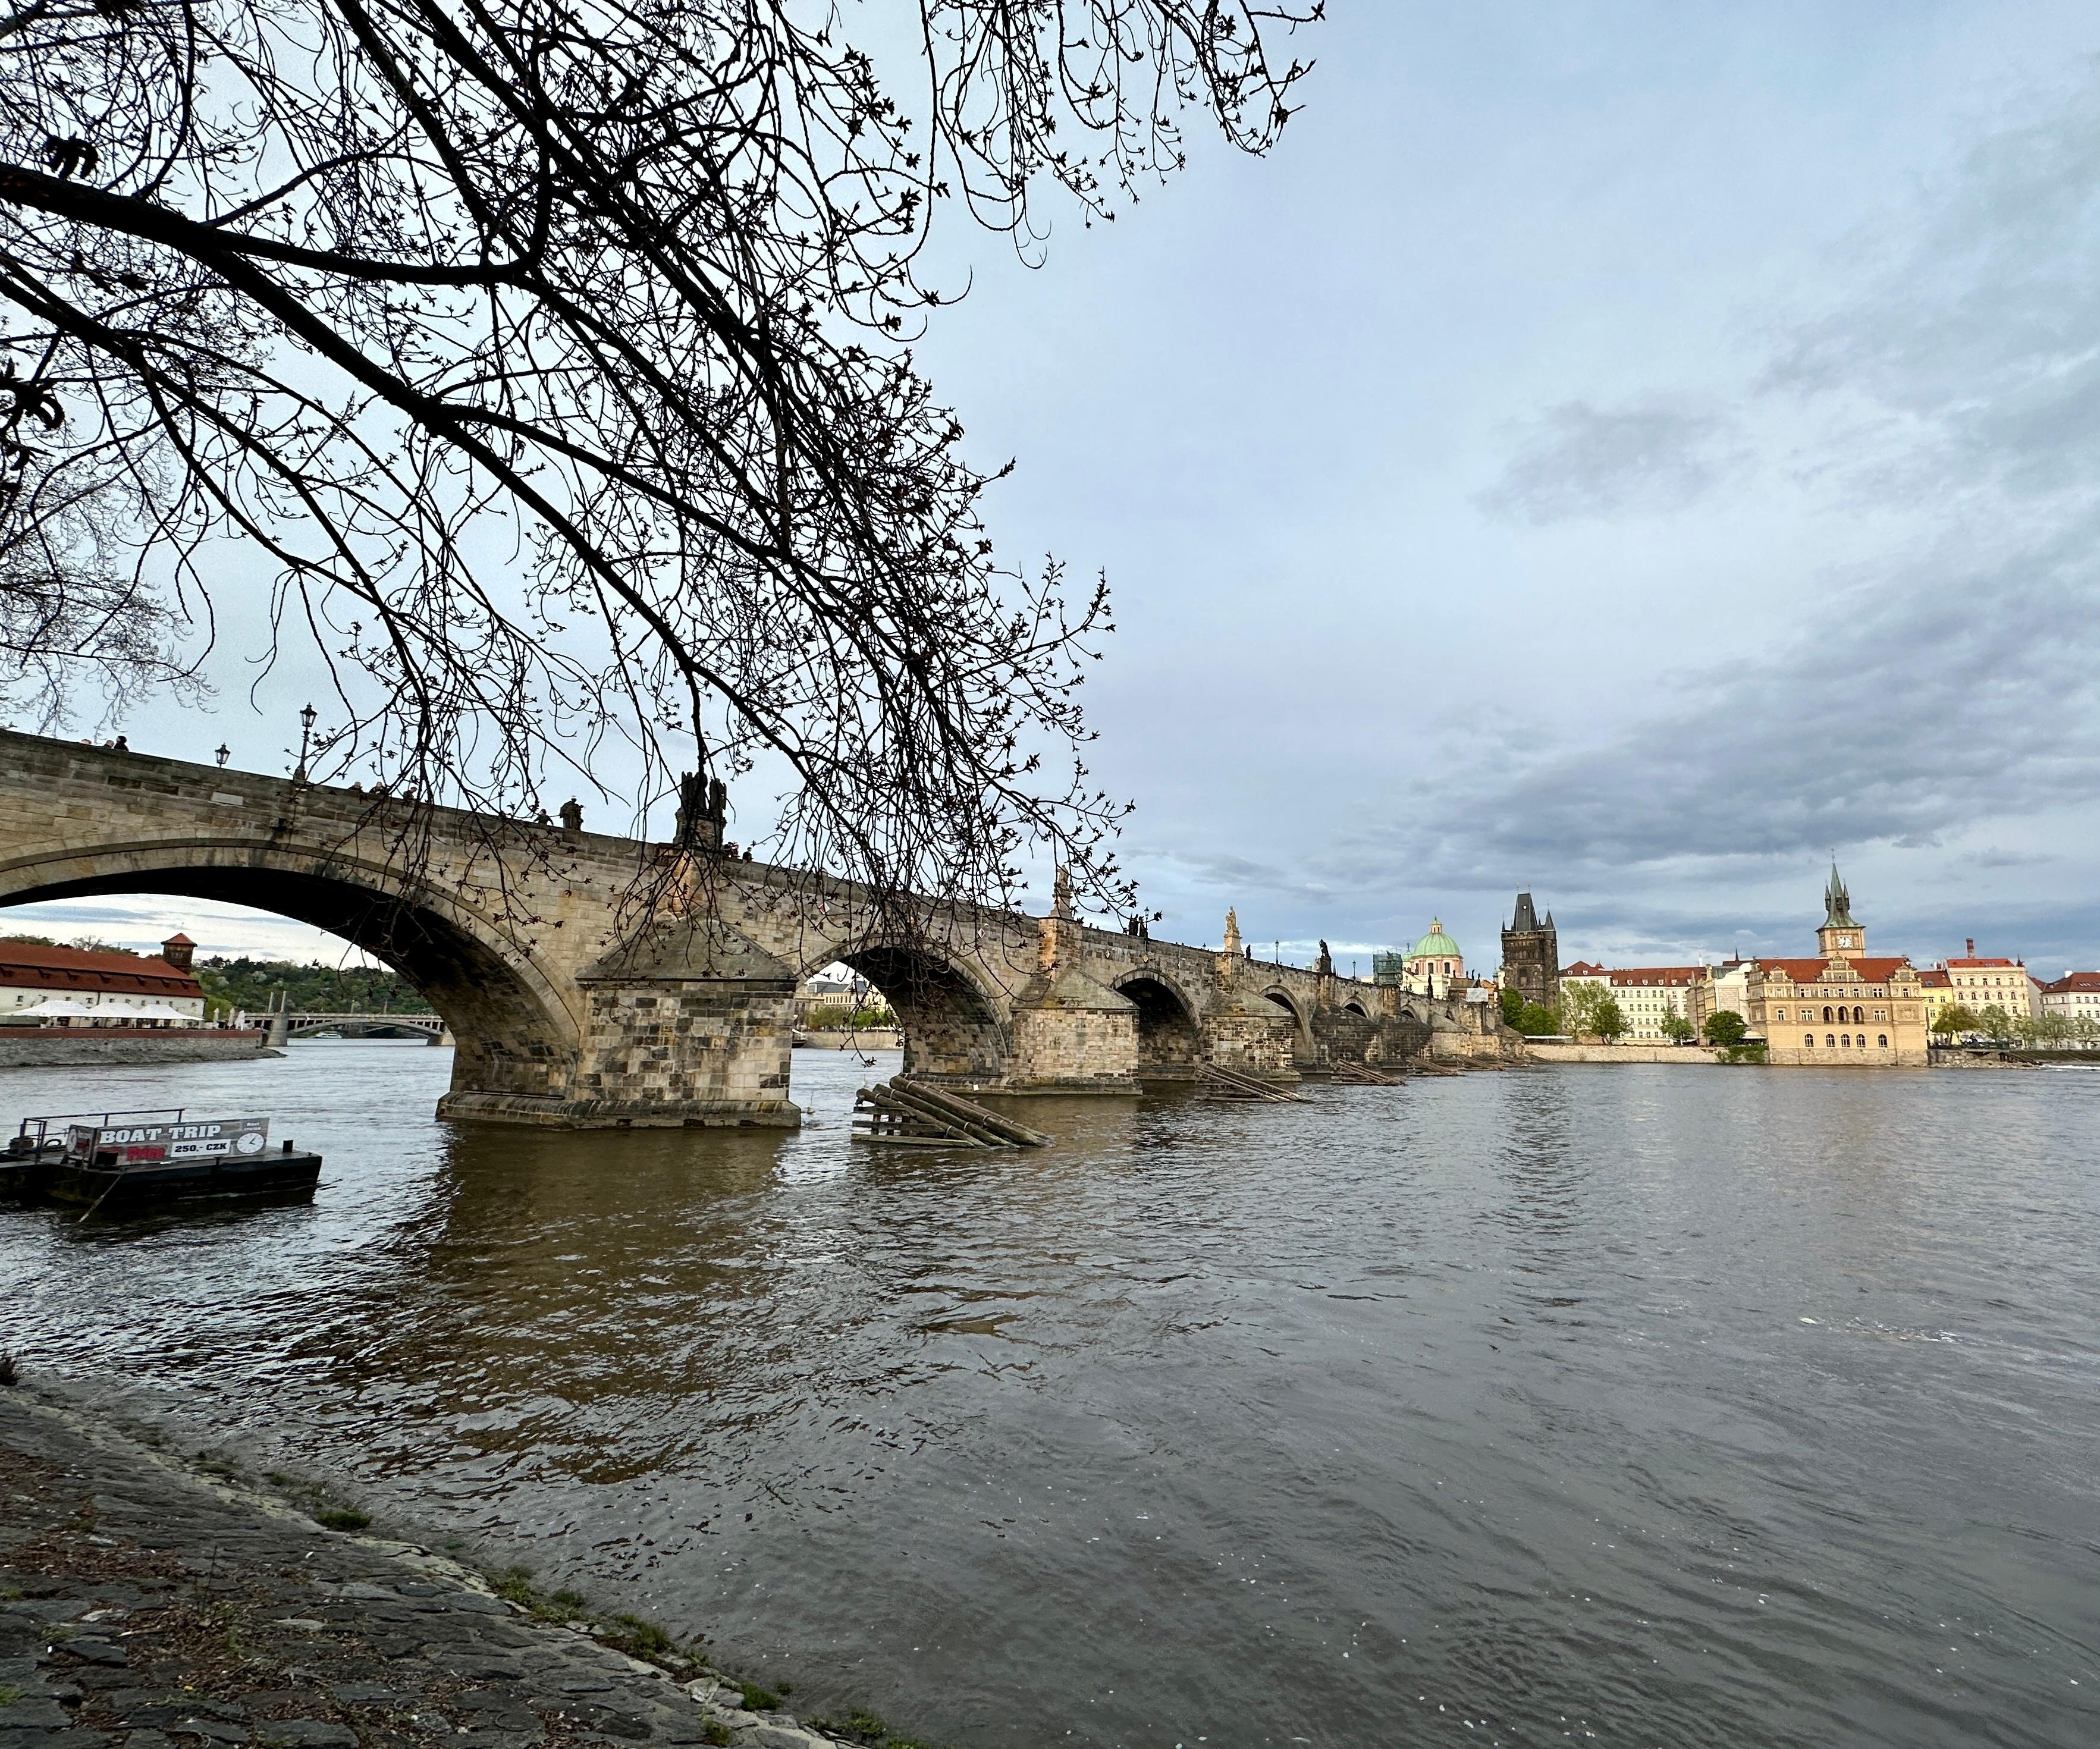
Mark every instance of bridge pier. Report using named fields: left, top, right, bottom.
left=438, top=914, right=799, bottom=1128
left=993, top=880, right=1141, bottom=1095
left=0, top=733, right=1521, bottom=1132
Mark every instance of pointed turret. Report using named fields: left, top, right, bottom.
left=1823, top=861, right=1857, bottom=928
left=1500, top=892, right=1561, bottom=1009
left=1817, top=863, right=1865, bottom=958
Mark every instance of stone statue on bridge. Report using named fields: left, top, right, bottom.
left=673, top=773, right=731, bottom=850
left=0, top=730, right=1517, bottom=1131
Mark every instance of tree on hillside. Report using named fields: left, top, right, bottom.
left=1660, top=1011, right=1696, bottom=1044
left=1592, top=996, right=1627, bottom=1043
left=195, top=955, right=432, bottom=1014
left=1975, top=1004, right=2014, bottom=1043
left=0, top=0, right=1319, bottom=922
left=1499, top=986, right=1524, bottom=1026
left=1702, top=1009, right=1747, bottom=1047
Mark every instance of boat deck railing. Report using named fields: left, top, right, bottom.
left=12, top=1107, right=189, bottom=1149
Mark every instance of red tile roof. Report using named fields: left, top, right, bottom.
left=1947, top=957, right=2020, bottom=969
left=1607, top=965, right=1705, bottom=987
left=1561, top=961, right=1606, bottom=976
left=1758, top=956, right=1913, bottom=985
left=1917, top=968, right=1951, bottom=988
left=2044, top=971, right=2100, bottom=994
left=0, top=941, right=202, bottom=998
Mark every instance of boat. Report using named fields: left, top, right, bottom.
left=5, top=1107, right=323, bottom=1213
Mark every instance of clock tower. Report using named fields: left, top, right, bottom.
left=1817, top=862, right=1865, bottom=959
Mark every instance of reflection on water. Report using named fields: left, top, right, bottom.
left=4, top=1043, right=2099, bottom=1748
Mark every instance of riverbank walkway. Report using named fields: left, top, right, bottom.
left=0, top=1384, right=863, bottom=1749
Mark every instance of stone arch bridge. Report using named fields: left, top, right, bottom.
left=271, top=1011, right=450, bottom=1043
left=0, top=733, right=1503, bottom=1126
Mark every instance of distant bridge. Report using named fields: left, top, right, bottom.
left=0, top=731, right=1511, bottom=1128
left=268, top=1010, right=450, bottom=1043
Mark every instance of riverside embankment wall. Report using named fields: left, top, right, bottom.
left=0, top=1028, right=274, bottom=1069
left=1524, top=1043, right=1723, bottom=1065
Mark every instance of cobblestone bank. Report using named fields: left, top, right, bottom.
left=0, top=1386, right=915, bottom=1749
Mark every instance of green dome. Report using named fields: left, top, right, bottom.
left=1410, top=919, right=1461, bottom=959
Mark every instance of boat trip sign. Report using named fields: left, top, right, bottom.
left=67, top=1117, right=270, bottom=1161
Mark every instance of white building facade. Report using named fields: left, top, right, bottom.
left=0, top=935, right=206, bottom=1027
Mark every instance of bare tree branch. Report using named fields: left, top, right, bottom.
left=0, top=0, right=1318, bottom=922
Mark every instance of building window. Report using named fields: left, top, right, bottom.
left=1804, top=1033, right=1815, bottom=1048
left=1841, top=1034, right=1851, bottom=1048
left=1878, top=1034, right=1888, bottom=1048
left=1775, top=1008, right=1787, bottom=1021
left=1826, top=1034, right=1836, bottom=1048
left=1823, top=1006, right=1834, bottom=1023
left=1873, top=1009, right=1885, bottom=1022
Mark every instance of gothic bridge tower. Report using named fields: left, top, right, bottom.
left=1500, top=891, right=1559, bottom=1007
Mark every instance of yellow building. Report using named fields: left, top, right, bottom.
left=1941, top=940, right=2041, bottom=1021
left=1743, top=866, right=1929, bottom=1067
left=1915, top=968, right=1957, bottom=1035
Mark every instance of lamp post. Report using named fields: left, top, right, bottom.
left=215, top=743, right=231, bottom=768
left=292, top=703, right=316, bottom=783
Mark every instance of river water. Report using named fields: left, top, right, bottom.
left=1, top=1043, right=2095, bottom=1748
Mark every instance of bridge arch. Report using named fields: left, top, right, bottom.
left=1112, top=969, right=1202, bottom=1078
left=1261, top=985, right=1313, bottom=1051
left=0, top=840, right=579, bottom=1102
left=821, top=941, right=1010, bottom=1082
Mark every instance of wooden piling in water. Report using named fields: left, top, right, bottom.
left=1197, top=1063, right=1311, bottom=1103
left=853, top=1076, right=1052, bottom=1148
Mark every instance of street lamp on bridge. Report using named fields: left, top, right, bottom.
left=291, top=703, right=316, bottom=783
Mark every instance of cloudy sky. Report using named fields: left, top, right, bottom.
left=17, top=2, right=2100, bottom=978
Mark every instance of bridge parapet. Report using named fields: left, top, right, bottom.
left=0, top=731, right=1508, bottom=1125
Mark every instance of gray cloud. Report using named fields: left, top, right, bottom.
left=1474, top=398, right=1744, bottom=525
left=1364, top=77, right=2100, bottom=972
left=1387, top=519, right=2100, bottom=887
left=1769, top=81, right=2100, bottom=499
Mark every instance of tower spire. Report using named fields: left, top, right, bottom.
left=1823, top=859, right=1856, bottom=928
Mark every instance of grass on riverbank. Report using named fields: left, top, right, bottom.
left=803, top=1705, right=949, bottom=1749
left=488, top=1566, right=704, bottom=1669
left=55, top=1413, right=956, bottom=1749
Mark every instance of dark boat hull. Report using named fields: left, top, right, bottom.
left=39, top=1150, right=324, bottom=1210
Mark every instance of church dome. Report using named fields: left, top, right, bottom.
left=1410, top=920, right=1461, bottom=959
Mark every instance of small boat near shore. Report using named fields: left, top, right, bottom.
left=4, top=1107, right=323, bottom=1214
